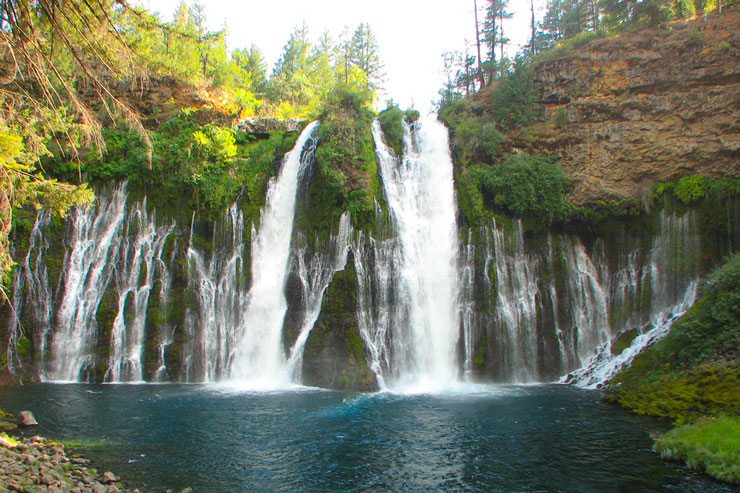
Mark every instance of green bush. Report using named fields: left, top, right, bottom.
left=377, top=102, right=420, bottom=155
left=298, top=85, right=378, bottom=235
left=469, top=153, right=569, bottom=216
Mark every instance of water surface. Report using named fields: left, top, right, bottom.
left=0, top=384, right=736, bottom=492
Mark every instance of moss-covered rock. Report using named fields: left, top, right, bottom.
left=302, top=252, right=377, bottom=391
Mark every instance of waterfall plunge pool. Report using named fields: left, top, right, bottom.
left=0, top=384, right=736, bottom=492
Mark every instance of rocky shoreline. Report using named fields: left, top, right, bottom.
left=0, top=433, right=134, bottom=492
left=0, top=408, right=194, bottom=493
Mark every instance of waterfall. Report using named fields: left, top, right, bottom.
left=5, top=210, right=53, bottom=377
left=152, top=236, right=177, bottom=382
left=353, top=220, right=401, bottom=390
left=285, top=212, right=352, bottom=382
left=491, top=219, right=542, bottom=382
left=181, top=205, right=247, bottom=382
left=564, top=210, right=700, bottom=387
left=105, top=204, right=173, bottom=382
left=229, top=121, right=319, bottom=388
left=47, top=186, right=129, bottom=382
left=371, top=117, right=461, bottom=390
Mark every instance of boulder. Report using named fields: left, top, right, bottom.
left=236, top=117, right=307, bottom=136
left=18, top=411, right=38, bottom=427
left=102, top=471, right=119, bottom=484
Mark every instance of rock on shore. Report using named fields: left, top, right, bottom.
left=0, top=434, right=136, bottom=493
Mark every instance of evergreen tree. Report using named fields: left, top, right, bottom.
left=348, top=23, right=385, bottom=92
left=232, top=45, right=268, bottom=94
left=482, top=0, right=512, bottom=82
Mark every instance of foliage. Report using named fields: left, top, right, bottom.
left=377, top=102, right=420, bottom=155
left=300, top=85, right=377, bottom=234
left=1, top=128, right=93, bottom=282
left=655, top=175, right=740, bottom=206
left=488, top=60, right=538, bottom=129
left=655, top=416, right=740, bottom=485
left=51, top=112, right=300, bottom=220
left=438, top=57, right=537, bottom=171
left=608, top=252, right=740, bottom=422
left=470, top=153, right=570, bottom=216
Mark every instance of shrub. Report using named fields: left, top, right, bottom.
left=377, top=102, right=420, bottom=155
left=470, top=153, right=569, bottom=216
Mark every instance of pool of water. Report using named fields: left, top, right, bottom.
left=0, top=383, right=736, bottom=492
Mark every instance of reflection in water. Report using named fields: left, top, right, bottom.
left=0, top=384, right=737, bottom=492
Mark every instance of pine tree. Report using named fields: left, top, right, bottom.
left=482, top=0, right=512, bottom=82
left=348, top=23, right=385, bottom=92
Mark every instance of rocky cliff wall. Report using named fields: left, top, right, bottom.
left=520, top=8, right=740, bottom=206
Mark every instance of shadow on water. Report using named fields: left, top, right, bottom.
left=0, top=383, right=738, bottom=492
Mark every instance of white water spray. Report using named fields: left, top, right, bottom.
left=229, top=121, right=319, bottom=388
left=372, top=117, right=461, bottom=390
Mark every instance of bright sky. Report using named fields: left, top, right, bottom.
left=139, top=0, right=546, bottom=112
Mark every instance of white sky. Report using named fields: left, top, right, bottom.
left=139, top=0, right=546, bottom=112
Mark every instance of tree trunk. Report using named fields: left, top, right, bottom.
left=473, top=0, right=485, bottom=89
left=530, top=0, right=537, bottom=53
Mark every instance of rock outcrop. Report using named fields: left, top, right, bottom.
left=236, top=117, right=308, bottom=136
left=521, top=8, right=740, bottom=205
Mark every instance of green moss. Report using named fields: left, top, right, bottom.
left=655, top=416, right=740, bottom=484
left=608, top=252, right=740, bottom=426
left=473, top=330, right=488, bottom=371
left=16, top=335, right=32, bottom=357
left=608, top=362, right=740, bottom=423
left=345, top=326, right=366, bottom=367
left=611, top=329, right=638, bottom=356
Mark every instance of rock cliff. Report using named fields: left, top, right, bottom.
left=519, top=8, right=740, bottom=206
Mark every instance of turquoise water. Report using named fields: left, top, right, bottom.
left=0, top=384, right=736, bottom=492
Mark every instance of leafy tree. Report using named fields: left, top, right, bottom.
left=231, top=45, right=268, bottom=94
left=600, top=0, right=674, bottom=29
left=0, top=0, right=158, bottom=286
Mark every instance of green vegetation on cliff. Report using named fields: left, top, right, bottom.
left=377, top=103, right=420, bottom=155
left=607, top=251, right=740, bottom=483
left=46, top=112, right=300, bottom=222
left=298, top=85, right=381, bottom=236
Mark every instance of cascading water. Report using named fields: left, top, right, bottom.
left=181, top=205, right=247, bottom=382
left=564, top=210, right=701, bottom=387
left=370, top=117, right=461, bottom=390
left=352, top=226, right=402, bottom=390
left=47, top=186, right=129, bottom=381
left=152, top=236, right=177, bottom=382
left=229, top=121, right=319, bottom=387
left=285, top=212, right=352, bottom=381
left=491, top=219, right=542, bottom=383
left=105, top=204, right=173, bottom=382
left=2, top=117, right=727, bottom=390
left=5, top=209, right=53, bottom=376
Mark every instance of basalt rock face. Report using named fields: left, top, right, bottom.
left=237, top=117, right=308, bottom=136
left=522, top=8, right=740, bottom=206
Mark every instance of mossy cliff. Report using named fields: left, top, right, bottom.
left=301, top=253, right=377, bottom=391
left=606, top=252, right=740, bottom=485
